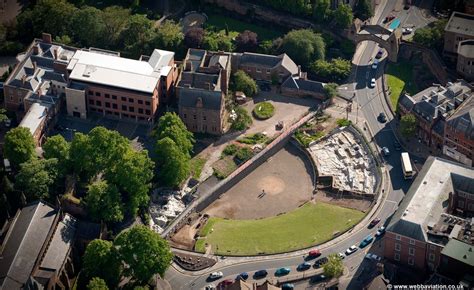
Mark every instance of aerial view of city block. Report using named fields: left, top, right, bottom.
left=0, top=0, right=473, bottom=289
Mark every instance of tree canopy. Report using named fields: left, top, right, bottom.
left=15, top=158, right=59, bottom=200
left=231, top=106, right=253, bottom=131
left=83, top=239, right=121, bottom=287
left=323, top=83, right=339, bottom=100
left=400, top=113, right=417, bottom=138
left=413, top=19, right=447, bottom=50
left=281, top=29, right=326, bottom=66
left=313, top=0, right=331, bottom=22
left=323, top=253, right=344, bottom=277
left=232, top=70, right=258, bottom=98
left=354, top=0, right=373, bottom=21
left=154, top=112, right=194, bottom=158
left=87, top=277, right=109, bottom=290
left=84, top=180, right=124, bottom=223
left=235, top=30, right=258, bottom=52
left=311, top=58, right=352, bottom=82
left=4, top=127, right=36, bottom=168
left=43, top=134, right=70, bottom=174
left=115, top=225, right=173, bottom=283
left=154, top=137, right=190, bottom=187
left=184, top=27, right=204, bottom=49
left=334, top=4, right=354, bottom=29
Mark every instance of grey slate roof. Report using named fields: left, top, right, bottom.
left=398, top=94, right=415, bottom=111
left=178, top=88, right=223, bottom=111
left=446, top=95, right=474, bottom=140
left=451, top=173, right=474, bottom=194
left=281, top=76, right=325, bottom=94
left=0, top=201, right=57, bottom=290
left=240, top=52, right=299, bottom=75
left=445, top=12, right=474, bottom=37
left=178, top=71, right=220, bottom=91
left=441, top=238, right=474, bottom=266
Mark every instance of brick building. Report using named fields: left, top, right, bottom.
left=384, top=157, right=474, bottom=272
left=281, top=76, right=326, bottom=99
left=443, top=12, right=474, bottom=62
left=448, top=173, right=474, bottom=217
left=177, top=49, right=230, bottom=135
left=66, top=48, right=177, bottom=123
left=457, top=39, right=474, bottom=82
left=438, top=238, right=474, bottom=281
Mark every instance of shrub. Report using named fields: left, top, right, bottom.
left=231, top=106, right=253, bottom=130
left=223, top=144, right=238, bottom=156
left=235, top=147, right=253, bottom=162
left=336, top=118, right=352, bottom=127
left=252, top=102, right=275, bottom=120
left=238, top=133, right=268, bottom=144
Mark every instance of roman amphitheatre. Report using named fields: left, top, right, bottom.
left=170, top=132, right=374, bottom=255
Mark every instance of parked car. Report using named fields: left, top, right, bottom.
left=378, top=112, right=387, bottom=123
left=297, top=262, right=311, bottom=271
left=205, top=284, right=216, bottom=290
left=365, top=253, right=382, bottom=261
left=394, top=140, right=402, bottom=151
left=308, top=249, right=322, bottom=259
left=359, top=235, right=374, bottom=248
left=338, top=252, right=346, bottom=259
left=370, top=78, right=376, bottom=88
left=313, top=257, right=329, bottom=268
left=381, top=147, right=390, bottom=157
left=375, top=49, right=384, bottom=59
left=4, top=119, right=11, bottom=127
left=275, top=267, right=291, bottom=276
left=282, top=283, right=295, bottom=290
left=209, top=272, right=223, bottom=280
left=236, top=272, right=249, bottom=280
left=375, top=226, right=386, bottom=237
left=369, top=218, right=381, bottom=228
left=402, top=27, right=413, bottom=35
left=345, top=245, right=358, bottom=255
left=218, top=279, right=234, bottom=288
left=310, top=274, right=328, bottom=284
left=254, top=270, right=268, bottom=278
left=384, top=15, right=395, bottom=23
left=372, top=59, right=379, bottom=69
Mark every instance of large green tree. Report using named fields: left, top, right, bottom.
left=15, top=158, right=59, bottom=200
left=152, top=20, right=184, bottom=52
left=115, top=225, right=173, bottom=283
left=313, top=0, right=331, bottom=22
left=413, top=19, right=447, bottom=50
left=87, top=277, right=109, bottom=290
left=119, top=13, right=154, bottom=58
left=70, top=6, right=106, bottom=48
left=232, top=70, right=258, bottom=98
left=323, top=83, right=339, bottom=101
left=202, top=31, right=233, bottom=52
left=400, top=113, right=417, bottom=138
left=235, top=30, right=258, bottom=52
left=84, top=180, right=124, bottom=223
left=43, top=134, right=70, bottom=174
left=154, top=112, right=194, bottom=158
left=231, top=106, right=253, bottom=131
left=154, top=137, right=190, bottom=187
left=334, top=4, right=354, bottom=29
left=311, top=57, right=352, bottom=82
left=4, top=127, right=36, bottom=168
left=83, top=239, right=121, bottom=287
left=323, top=253, right=344, bottom=277
left=281, top=29, right=325, bottom=67
left=102, top=6, right=131, bottom=48
left=69, top=132, right=93, bottom=179
left=354, top=0, right=373, bottom=21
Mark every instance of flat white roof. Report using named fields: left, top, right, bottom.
left=19, top=102, right=49, bottom=136
left=67, top=49, right=174, bottom=94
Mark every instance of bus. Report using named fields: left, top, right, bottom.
left=401, top=152, right=414, bottom=179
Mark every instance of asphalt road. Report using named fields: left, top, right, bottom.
left=164, top=1, right=433, bottom=289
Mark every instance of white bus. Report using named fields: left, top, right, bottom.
left=401, top=152, right=414, bottom=179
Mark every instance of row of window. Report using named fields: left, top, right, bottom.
left=88, top=99, right=151, bottom=115
left=394, top=234, right=416, bottom=245
left=458, top=200, right=474, bottom=210
left=87, top=90, right=151, bottom=106
left=393, top=253, right=415, bottom=266
left=394, top=243, right=416, bottom=256
left=183, top=113, right=206, bottom=121
left=89, top=108, right=148, bottom=121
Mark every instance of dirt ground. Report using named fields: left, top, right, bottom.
left=169, top=224, right=198, bottom=250
left=203, top=143, right=315, bottom=220
left=314, top=191, right=372, bottom=212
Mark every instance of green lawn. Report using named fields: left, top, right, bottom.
left=190, top=156, right=207, bottom=179
left=196, top=202, right=364, bottom=255
left=386, top=60, right=419, bottom=110
left=253, top=102, right=275, bottom=120
left=205, top=14, right=283, bottom=40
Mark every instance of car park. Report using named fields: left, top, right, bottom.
left=370, top=78, right=376, bottom=88
left=369, top=218, right=381, bottom=228
left=381, top=147, right=390, bottom=157
left=345, top=245, right=358, bottom=255
left=310, top=274, right=328, bottom=284
left=313, top=257, right=329, bottom=268
left=297, top=262, right=311, bottom=271
left=236, top=272, right=248, bottom=280
left=372, top=59, right=379, bottom=69
left=394, top=141, right=402, bottom=151
left=254, top=270, right=268, bottom=278
left=275, top=267, right=291, bottom=276
left=359, top=235, right=374, bottom=248
left=378, top=112, right=387, bottom=123
left=282, top=283, right=295, bottom=290
left=375, top=226, right=386, bottom=237
left=209, top=272, right=223, bottom=280
left=365, top=253, right=382, bottom=261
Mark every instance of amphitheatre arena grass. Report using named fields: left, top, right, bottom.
left=196, top=202, right=364, bottom=255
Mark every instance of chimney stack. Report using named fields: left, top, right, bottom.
left=21, top=74, right=26, bottom=85
left=33, top=61, right=37, bottom=72
left=53, top=48, right=58, bottom=60
left=33, top=44, right=39, bottom=55
left=42, top=33, right=52, bottom=44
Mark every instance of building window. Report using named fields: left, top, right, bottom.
left=394, top=253, right=400, bottom=261
left=96, top=100, right=101, bottom=106
left=409, top=239, right=415, bottom=245
left=408, top=257, right=414, bottom=266
left=138, top=100, right=143, bottom=104
left=105, top=94, right=110, bottom=98
left=95, top=92, right=101, bottom=96
left=112, top=95, right=117, bottom=100
left=395, top=243, right=401, bottom=251
left=112, top=104, right=117, bottom=109
left=458, top=200, right=465, bottom=208
left=88, top=90, right=93, bottom=95
left=122, top=105, right=127, bottom=111
left=193, top=115, right=196, bottom=120
left=105, top=102, right=110, bottom=108
left=138, top=108, right=143, bottom=114
left=89, top=99, right=94, bottom=105
left=129, top=106, right=134, bottom=112
left=128, top=98, right=134, bottom=103
left=145, top=101, right=151, bottom=106
left=409, top=248, right=415, bottom=256
left=396, top=234, right=401, bottom=241
left=256, top=69, right=261, bottom=73
left=145, top=109, right=151, bottom=115
left=90, top=108, right=96, bottom=112
left=203, top=115, right=207, bottom=121
left=106, top=110, right=112, bottom=115
left=429, top=253, right=435, bottom=262
left=266, top=69, right=271, bottom=74
left=121, top=97, right=126, bottom=101
left=114, top=112, right=119, bottom=116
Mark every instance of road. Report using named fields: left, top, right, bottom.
left=164, top=1, right=432, bottom=289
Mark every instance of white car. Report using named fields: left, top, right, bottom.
left=372, top=59, right=379, bottom=69
left=338, top=252, right=345, bottom=259
left=375, top=226, right=386, bottom=237
left=209, top=272, right=223, bottom=279
left=365, top=253, right=382, bottom=261
left=370, top=78, right=376, bottom=88
left=205, top=284, right=216, bottom=290
left=402, top=27, right=413, bottom=35
left=345, top=245, right=358, bottom=255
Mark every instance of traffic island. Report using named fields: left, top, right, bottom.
left=172, top=251, right=216, bottom=271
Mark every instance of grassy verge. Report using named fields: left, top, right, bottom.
left=294, top=130, right=324, bottom=148
left=198, top=202, right=364, bottom=255
left=190, top=156, right=207, bottom=179
left=195, top=239, right=207, bottom=252
left=386, top=60, right=419, bottom=110
left=199, top=218, right=218, bottom=237
left=238, top=133, right=269, bottom=145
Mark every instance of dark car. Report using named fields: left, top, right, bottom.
left=369, top=218, right=381, bottom=228
left=375, top=49, right=384, bottom=59
left=384, top=15, right=395, bottom=23
left=313, top=257, right=328, bottom=268
left=378, top=112, right=387, bottom=123
left=236, top=272, right=249, bottom=280
left=310, top=274, right=328, bottom=284
left=254, top=270, right=268, bottom=278
left=297, top=262, right=311, bottom=271
left=394, top=140, right=402, bottom=151
left=281, top=284, right=295, bottom=290
left=275, top=267, right=291, bottom=276
left=218, top=279, right=234, bottom=288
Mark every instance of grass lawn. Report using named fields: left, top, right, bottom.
left=386, top=60, right=419, bottom=110
left=196, top=202, right=364, bottom=255
left=253, top=102, right=275, bottom=120
left=205, top=14, right=283, bottom=41
left=190, top=156, right=207, bottom=179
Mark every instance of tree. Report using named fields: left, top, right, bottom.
left=281, top=29, right=326, bottom=66
left=153, top=20, right=184, bottom=52
left=0, top=108, right=7, bottom=123
left=231, top=106, right=253, bottom=131
left=354, top=0, right=373, bottom=20
left=323, top=253, right=344, bottom=278
left=119, top=13, right=154, bottom=58
left=15, top=158, right=59, bottom=200
left=235, top=30, right=258, bottom=52
left=87, top=277, right=109, bottom=290
left=114, top=225, right=173, bottom=283
left=313, top=0, right=331, bottom=22
left=154, top=137, right=190, bottom=187
left=69, top=132, right=93, bottom=179
left=413, top=19, right=447, bottom=50
left=101, top=6, right=131, bottom=48
left=202, top=31, right=233, bottom=52
left=70, top=6, right=106, bottom=48
left=43, top=134, right=70, bottom=174
left=154, top=112, right=194, bottom=158
left=400, top=113, right=416, bottom=138
left=232, top=70, right=258, bottom=98
left=334, top=4, right=354, bottom=29
left=184, top=27, right=204, bottom=48
left=4, top=127, right=36, bottom=168
left=323, top=83, right=339, bottom=100
left=311, top=57, right=351, bottom=82
left=87, top=127, right=130, bottom=175
left=83, top=239, right=121, bottom=287
left=84, top=180, right=124, bottom=223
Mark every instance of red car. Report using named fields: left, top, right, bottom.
left=369, top=218, right=381, bottom=228
left=308, top=249, right=321, bottom=258
left=218, top=279, right=234, bottom=288
left=384, top=15, right=395, bottom=23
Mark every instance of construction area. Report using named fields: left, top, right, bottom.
left=309, top=127, right=378, bottom=196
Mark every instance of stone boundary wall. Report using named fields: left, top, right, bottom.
left=289, top=138, right=318, bottom=192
